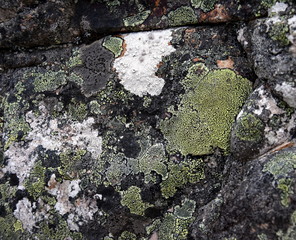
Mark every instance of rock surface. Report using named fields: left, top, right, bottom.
left=0, top=1, right=296, bottom=240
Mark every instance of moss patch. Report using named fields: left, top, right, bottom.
left=160, top=66, right=252, bottom=156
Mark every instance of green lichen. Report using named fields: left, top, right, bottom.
left=257, top=233, right=268, bottom=240
left=89, top=100, right=101, bottom=115
left=0, top=215, right=24, bottom=240
left=119, top=231, right=137, bottom=240
left=66, top=49, right=83, bottom=68
left=24, top=161, right=46, bottom=200
left=263, top=151, right=296, bottom=207
left=123, top=10, right=151, bottom=27
left=103, top=36, right=124, bottom=58
left=35, top=217, right=82, bottom=240
left=157, top=199, right=196, bottom=240
left=68, top=100, right=87, bottom=122
left=277, top=210, right=296, bottom=239
left=268, top=21, right=290, bottom=46
left=191, top=0, right=217, bottom=12
left=3, top=82, right=31, bottom=149
left=14, top=220, right=24, bottom=232
left=120, top=186, right=152, bottom=216
left=59, top=149, right=86, bottom=179
left=160, top=158, right=205, bottom=198
left=168, top=6, right=197, bottom=26
left=234, top=113, right=265, bottom=142
left=160, top=66, right=252, bottom=156
left=31, top=70, right=68, bottom=93
left=136, top=143, right=168, bottom=184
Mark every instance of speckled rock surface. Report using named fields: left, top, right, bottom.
left=1, top=1, right=296, bottom=240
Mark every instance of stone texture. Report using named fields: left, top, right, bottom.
left=1, top=1, right=296, bottom=240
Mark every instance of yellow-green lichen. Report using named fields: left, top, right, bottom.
left=156, top=199, right=196, bottom=240
left=191, top=0, right=217, bottom=12
left=123, top=10, right=151, bottom=27
left=263, top=151, right=296, bottom=207
left=160, top=66, right=252, bottom=156
left=0, top=214, right=25, bottom=240
left=119, top=231, right=137, bottom=240
left=268, top=21, right=290, bottom=46
left=277, top=210, right=296, bottom=239
left=103, top=36, right=124, bottom=58
left=31, top=70, right=68, bottom=93
left=233, top=113, right=265, bottom=142
left=13, top=220, right=24, bottom=232
left=68, top=100, right=88, bottom=122
left=24, top=161, right=46, bottom=200
left=3, top=83, right=31, bottom=149
left=168, top=6, right=197, bottom=26
left=66, top=49, right=83, bottom=68
left=160, top=158, right=205, bottom=198
left=120, top=186, right=152, bottom=216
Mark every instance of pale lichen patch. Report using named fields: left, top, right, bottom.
left=275, top=82, right=296, bottom=108
left=113, top=29, right=176, bottom=97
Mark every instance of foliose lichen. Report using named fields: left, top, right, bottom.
left=168, top=6, right=197, bottom=26
left=123, top=10, right=151, bottom=27
left=160, top=65, right=252, bottom=156
left=103, top=36, right=124, bottom=58
left=191, top=0, right=217, bottom=12
left=120, top=186, right=152, bottom=216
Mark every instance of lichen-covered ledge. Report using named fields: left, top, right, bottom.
left=0, top=24, right=254, bottom=239
left=1, top=0, right=293, bottom=49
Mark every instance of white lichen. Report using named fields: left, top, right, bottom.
left=113, top=29, right=176, bottom=97
left=268, top=2, right=288, bottom=16
left=3, top=102, right=102, bottom=186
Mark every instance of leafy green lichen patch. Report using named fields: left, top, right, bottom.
left=161, top=158, right=205, bottom=198
left=160, top=66, right=252, bottom=156
left=120, top=186, right=152, bottom=216
left=103, top=36, right=124, bottom=58
left=168, top=6, right=197, bottom=26
left=263, top=151, right=296, bottom=207
left=123, top=10, right=151, bottom=27
left=191, top=0, right=217, bottom=12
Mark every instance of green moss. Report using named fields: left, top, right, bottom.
left=234, top=113, right=265, bottom=142
left=161, top=158, right=205, bottom=198
left=168, top=6, right=197, bottom=26
left=123, top=10, right=151, bottom=27
left=120, top=186, right=152, bottom=215
left=263, top=151, right=296, bottom=207
left=160, top=67, right=252, bottom=156
left=268, top=21, right=290, bottom=46
left=103, top=36, right=124, bottom=58
left=24, top=161, right=46, bottom=200
left=191, top=0, right=217, bottom=12
left=277, top=210, right=296, bottom=239
left=31, top=70, right=68, bottom=93
left=119, top=231, right=137, bottom=240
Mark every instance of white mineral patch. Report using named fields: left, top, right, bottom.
left=275, top=82, right=296, bottom=108
left=113, top=29, right=176, bottom=97
left=3, top=103, right=102, bottom=186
